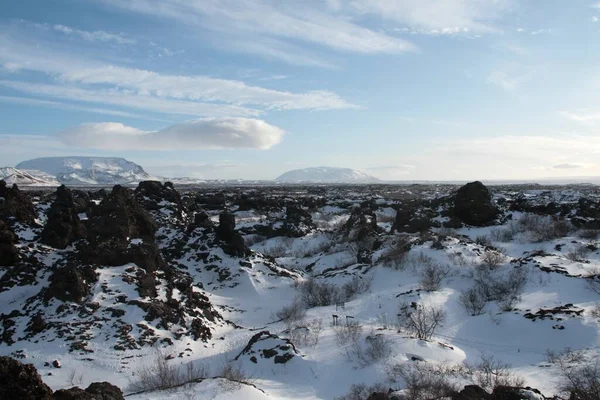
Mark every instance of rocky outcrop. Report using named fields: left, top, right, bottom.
left=44, top=264, right=98, bottom=304
left=454, top=181, right=498, bottom=226
left=0, top=181, right=37, bottom=225
left=217, top=211, right=249, bottom=257
left=0, top=356, right=53, bottom=399
left=0, top=220, right=19, bottom=266
left=41, top=185, right=86, bottom=249
left=0, top=357, right=124, bottom=399
left=80, top=185, right=164, bottom=272
left=135, top=181, right=186, bottom=222
left=235, top=330, right=298, bottom=365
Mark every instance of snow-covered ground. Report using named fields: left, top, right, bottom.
left=1, top=183, right=600, bottom=399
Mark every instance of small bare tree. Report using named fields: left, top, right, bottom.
left=459, top=286, right=487, bottom=316
left=419, top=262, right=450, bottom=292
left=399, top=304, right=446, bottom=340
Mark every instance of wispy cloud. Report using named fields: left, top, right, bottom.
left=0, top=95, right=171, bottom=121
left=98, top=0, right=416, bottom=66
left=57, top=118, right=284, bottom=150
left=347, top=0, right=512, bottom=34
left=561, top=110, right=600, bottom=123
left=553, top=163, right=586, bottom=169
left=52, top=24, right=135, bottom=45
left=0, top=33, right=355, bottom=116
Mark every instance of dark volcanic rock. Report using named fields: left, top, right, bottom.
left=0, top=356, right=53, bottom=400
left=454, top=181, right=498, bottom=226
left=135, top=181, right=186, bottom=222
left=0, top=180, right=37, bottom=225
left=84, top=382, right=124, bottom=400
left=41, top=185, right=86, bottom=249
left=45, top=265, right=98, bottom=304
left=235, top=330, right=298, bottom=365
left=80, top=185, right=164, bottom=272
left=0, top=220, right=19, bottom=266
left=452, top=385, right=491, bottom=400
left=216, top=211, right=249, bottom=257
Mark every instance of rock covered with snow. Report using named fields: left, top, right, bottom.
left=235, top=331, right=298, bottom=365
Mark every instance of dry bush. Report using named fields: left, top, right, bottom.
left=273, top=298, right=306, bottom=323
left=589, top=303, right=600, bottom=321
left=579, top=229, right=600, bottom=241
left=475, top=235, right=492, bottom=247
left=586, top=268, right=600, bottom=295
left=472, top=267, right=528, bottom=309
left=490, top=222, right=519, bottom=242
left=298, top=276, right=341, bottom=308
left=348, top=331, right=393, bottom=367
left=419, top=262, right=450, bottom=292
left=459, top=286, right=487, bottom=316
left=519, top=214, right=573, bottom=242
left=565, top=245, right=590, bottom=262
left=438, top=227, right=457, bottom=238
left=287, top=318, right=323, bottom=348
left=335, top=383, right=390, bottom=400
left=467, top=353, right=524, bottom=391
left=387, top=362, right=458, bottom=400
left=448, top=252, right=474, bottom=267
left=381, top=237, right=411, bottom=269
left=334, top=321, right=363, bottom=346
left=217, top=362, right=252, bottom=392
left=398, top=304, right=446, bottom=340
left=129, top=348, right=209, bottom=393
left=551, top=351, right=600, bottom=400
left=480, top=250, right=507, bottom=269
left=342, top=275, right=373, bottom=299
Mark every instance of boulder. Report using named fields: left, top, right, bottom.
left=0, top=356, right=53, bottom=399
left=45, top=265, right=98, bottom=304
left=454, top=181, right=498, bottom=226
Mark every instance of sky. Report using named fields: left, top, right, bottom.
left=1, top=0, right=600, bottom=181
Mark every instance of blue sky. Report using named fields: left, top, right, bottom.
left=1, top=0, right=600, bottom=180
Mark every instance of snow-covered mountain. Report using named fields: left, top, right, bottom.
left=276, top=166, right=380, bottom=183
left=0, top=167, right=60, bottom=186
left=16, top=157, right=154, bottom=186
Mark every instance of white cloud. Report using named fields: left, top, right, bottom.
left=561, top=110, right=600, bottom=123
left=487, top=70, right=519, bottom=90
left=348, top=0, right=512, bottom=34
left=0, top=35, right=355, bottom=113
left=0, top=95, right=171, bottom=121
left=56, top=118, right=284, bottom=150
left=486, top=64, right=540, bottom=91
left=99, top=0, right=416, bottom=62
left=553, top=163, right=585, bottom=169
left=52, top=24, right=135, bottom=45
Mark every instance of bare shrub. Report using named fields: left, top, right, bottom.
left=298, top=276, right=340, bottom=308
left=467, top=353, right=524, bottom=391
left=438, top=227, right=457, bottom=238
left=287, top=318, right=323, bottom=348
left=381, top=237, right=411, bottom=269
left=589, top=303, right=600, bottom=321
left=129, top=348, right=209, bottom=393
left=473, top=267, right=527, bottom=308
left=565, top=245, right=590, bottom=262
left=388, top=362, right=458, bottom=400
left=217, top=361, right=252, bottom=392
left=274, top=298, right=306, bottom=323
left=519, top=214, right=573, bottom=242
left=480, top=250, right=506, bottom=269
left=335, top=382, right=390, bottom=400
left=342, top=275, right=373, bottom=299
left=587, top=268, right=600, bottom=295
left=448, top=252, right=474, bottom=267
left=459, top=286, right=487, bottom=315
left=334, top=321, right=363, bottom=346
left=475, top=235, right=492, bottom=247
left=419, top=262, right=450, bottom=292
left=579, top=229, right=600, bottom=241
left=556, top=356, right=600, bottom=399
left=348, top=331, right=393, bottom=367
left=490, top=223, right=518, bottom=242
left=398, top=303, right=446, bottom=340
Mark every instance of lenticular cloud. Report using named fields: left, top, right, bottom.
left=56, top=117, right=285, bottom=150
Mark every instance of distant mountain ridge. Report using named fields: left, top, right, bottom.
left=0, top=167, right=60, bottom=186
left=15, top=156, right=154, bottom=186
left=275, top=166, right=380, bottom=183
